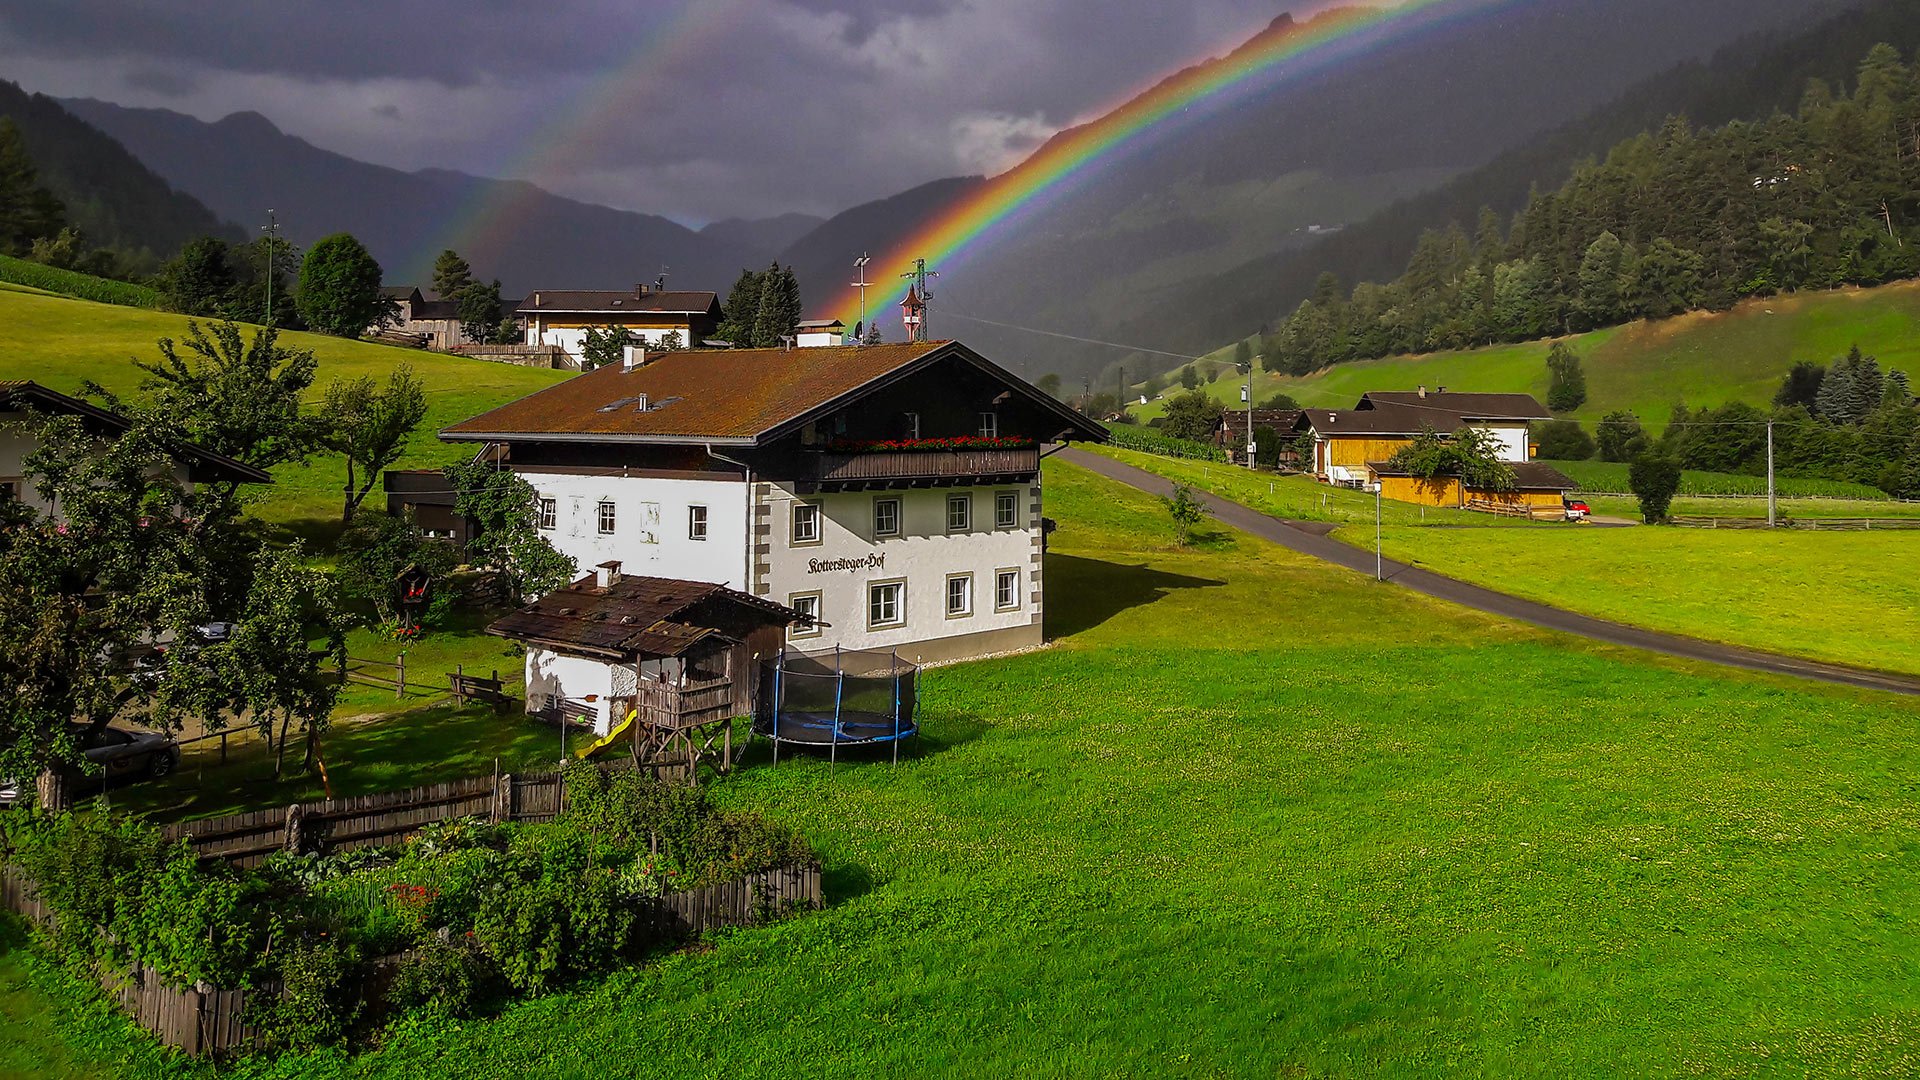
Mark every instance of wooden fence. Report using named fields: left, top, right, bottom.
left=1669, top=515, right=1920, bottom=530
left=2, top=860, right=817, bottom=1058
left=1465, top=498, right=1566, bottom=521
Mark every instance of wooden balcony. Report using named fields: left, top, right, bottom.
left=807, top=447, right=1041, bottom=491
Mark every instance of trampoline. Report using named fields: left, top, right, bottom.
left=753, top=646, right=920, bottom=765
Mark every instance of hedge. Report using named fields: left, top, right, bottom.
left=1544, top=458, right=1888, bottom=498
left=0, top=254, right=161, bottom=308
left=1103, top=423, right=1227, bottom=463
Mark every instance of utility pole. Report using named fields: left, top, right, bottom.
left=851, top=254, right=871, bottom=343
left=1374, top=483, right=1383, bottom=581
left=1082, top=378, right=1091, bottom=415
left=1243, top=358, right=1256, bottom=468
left=260, top=209, right=279, bottom=328
left=1767, top=419, right=1777, bottom=527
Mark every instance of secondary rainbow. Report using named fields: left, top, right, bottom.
left=424, top=0, right=754, bottom=277
left=832, top=0, right=1525, bottom=332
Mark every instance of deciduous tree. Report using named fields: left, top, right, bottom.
left=296, top=232, right=390, bottom=337
left=445, top=458, right=574, bottom=603
left=316, top=366, right=427, bottom=524
left=1628, top=450, right=1682, bottom=523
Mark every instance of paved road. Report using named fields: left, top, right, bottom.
left=1059, top=449, right=1920, bottom=698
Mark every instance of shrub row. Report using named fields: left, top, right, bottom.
left=1544, top=458, right=1888, bottom=499
left=1103, top=423, right=1227, bottom=463
left=1, top=762, right=814, bottom=1051
left=0, top=254, right=161, bottom=308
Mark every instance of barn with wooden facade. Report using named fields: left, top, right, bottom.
left=1300, top=388, right=1573, bottom=510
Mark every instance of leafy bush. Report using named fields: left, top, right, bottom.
left=1629, top=451, right=1683, bottom=524
left=246, top=939, right=361, bottom=1051
left=1534, top=420, right=1595, bottom=462
left=387, top=936, right=495, bottom=1019
left=1104, top=423, right=1226, bottom=462
left=0, top=253, right=160, bottom=307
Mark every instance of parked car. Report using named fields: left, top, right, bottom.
left=1563, top=499, right=1590, bottom=521
left=75, top=724, right=182, bottom=781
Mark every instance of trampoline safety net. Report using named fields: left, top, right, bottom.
left=753, top=646, right=920, bottom=748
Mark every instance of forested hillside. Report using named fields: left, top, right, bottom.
left=0, top=79, right=236, bottom=264
left=1255, top=40, right=1920, bottom=378
left=1135, top=0, right=1920, bottom=367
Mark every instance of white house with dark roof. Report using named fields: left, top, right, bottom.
left=517, top=284, right=722, bottom=363
left=439, top=340, right=1107, bottom=665
left=1, top=381, right=271, bottom=513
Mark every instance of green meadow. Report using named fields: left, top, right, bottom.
left=1144, top=280, right=1920, bottom=428
left=6, top=459, right=1920, bottom=1078
left=0, top=288, right=571, bottom=536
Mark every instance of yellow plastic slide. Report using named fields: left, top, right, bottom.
left=574, top=709, right=638, bottom=759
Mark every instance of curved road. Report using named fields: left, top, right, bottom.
left=1059, top=449, right=1920, bottom=698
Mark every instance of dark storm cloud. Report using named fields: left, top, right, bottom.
left=0, top=0, right=1271, bottom=221
left=122, top=67, right=197, bottom=97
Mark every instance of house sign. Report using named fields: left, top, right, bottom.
left=808, top=554, right=885, bottom=575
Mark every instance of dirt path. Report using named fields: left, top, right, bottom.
left=1059, top=448, right=1920, bottom=697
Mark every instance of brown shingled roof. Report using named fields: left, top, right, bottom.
left=486, top=573, right=805, bottom=661
left=517, top=290, right=719, bottom=315
left=440, top=340, right=1108, bottom=447
left=1358, top=391, right=1551, bottom=420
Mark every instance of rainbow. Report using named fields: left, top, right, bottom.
left=830, top=0, right=1522, bottom=333
left=424, top=0, right=754, bottom=278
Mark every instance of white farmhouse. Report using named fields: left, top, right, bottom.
left=440, top=340, right=1107, bottom=665
left=1, top=380, right=270, bottom=512
left=517, top=285, right=723, bottom=364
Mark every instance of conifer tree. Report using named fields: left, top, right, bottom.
left=0, top=117, right=65, bottom=256
left=431, top=249, right=473, bottom=299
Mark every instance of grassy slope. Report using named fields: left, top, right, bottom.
left=0, top=289, right=571, bottom=533
left=1105, top=447, right=1920, bottom=675
left=9, top=460, right=1920, bottom=1077
left=1137, top=280, right=1920, bottom=427
left=1348, top=523, right=1920, bottom=675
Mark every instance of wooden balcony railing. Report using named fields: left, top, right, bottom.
left=811, top=447, right=1041, bottom=485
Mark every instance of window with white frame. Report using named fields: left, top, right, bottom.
left=597, top=500, right=617, bottom=535
left=946, top=493, right=971, bottom=533
left=788, top=593, right=821, bottom=638
left=994, top=490, right=1018, bottom=529
left=688, top=504, right=708, bottom=540
left=868, top=581, right=905, bottom=629
left=791, top=502, right=821, bottom=545
left=873, top=496, right=901, bottom=538
left=904, top=411, right=921, bottom=439
left=996, top=569, right=1021, bottom=612
left=977, top=411, right=999, bottom=438
left=945, top=573, right=972, bottom=618
left=537, top=497, right=557, bottom=530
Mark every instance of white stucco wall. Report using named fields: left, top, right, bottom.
left=1474, top=423, right=1532, bottom=462
left=762, top=482, right=1041, bottom=658
left=520, top=472, right=751, bottom=588
left=525, top=648, right=617, bottom=731
left=528, top=322, right=691, bottom=361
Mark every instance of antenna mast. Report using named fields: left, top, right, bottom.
left=898, top=257, right=940, bottom=342
left=851, top=254, right=872, bottom=344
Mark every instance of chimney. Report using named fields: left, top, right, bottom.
left=1417, top=385, right=1427, bottom=398
left=634, top=393, right=649, bottom=411
left=635, top=282, right=647, bottom=297
left=622, top=345, right=647, bottom=371
left=596, top=561, right=622, bottom=589
left=533, top=291, right=541, bottom=305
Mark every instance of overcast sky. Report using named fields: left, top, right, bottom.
left=0, top=0, right=1300, bottom=226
